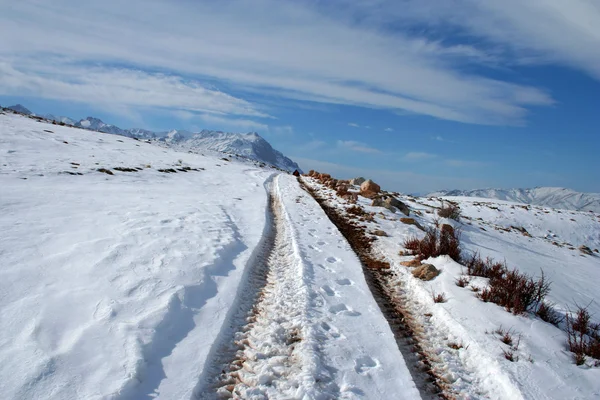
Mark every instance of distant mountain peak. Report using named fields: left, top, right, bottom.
left=428, top=187, right=600, bottom=213
left=7, top=104, right=32, bottom=115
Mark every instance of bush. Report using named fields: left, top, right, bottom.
left=536, top=302, right=564, bottom=326
left=432, top=292, right=447, bottom=303
left=455, top=276, right=470, bottom=287
left=402, top=224, right=461, bottom=262
left=566, top=305, right=600, bottom=365
left=464, top=253, right=550, bottom=315
left=438, top=201, right=461, bottom=221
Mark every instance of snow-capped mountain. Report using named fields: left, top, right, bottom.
left=164, top=129, right=301, bottom=172
left=45, top=114, right=76, bottom=125
left=428, top=187, right=600, bottom=213
left=6, top=104, right=32, bottom=115
left=2, top=104, right=300, bottom=172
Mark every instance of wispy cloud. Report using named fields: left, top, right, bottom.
left=0, top=0, right=558, bottom=125
left=337, top=140, right=381, bottom=154
left=0, top=61, right=269, bottom=119
left=198, top=114, right=268, bottom=131
left=346, top=0, right=600, bottom=80
left=348, top=122, right=360, bottom=128
left=384, top=128, right=394, bottom=132
left=432, top=135, right=457, bottom=143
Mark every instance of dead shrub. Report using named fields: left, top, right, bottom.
left=455, top=276, right=470, bottom=287
left=432, top=292, right=447, bottom=303
left=536, top=302, right=564, bottom=326
left=402, top=224, right=461, bottom=262
left=438, top=201, right=461, bottom=221
left=502, top=348, right=518, bottom=362
left=465, top=253, right=550, bottom=315
left=566, top=304, right=600, bottom=365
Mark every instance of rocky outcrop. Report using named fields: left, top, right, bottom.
left=351, top=177, right=366, bottom=186
left=371, top=196, right=410, bottom=215
left=579, top=245, right=594, bottom=256
left=412, top=264, right=440, bottom=281
left=360, top=180, right=381, bottom=198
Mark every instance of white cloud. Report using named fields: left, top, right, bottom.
left=0, top=0, right=558, bottom=125
left=0, top=60, right=269, bottom=119
left=197, top=113, right=268, bottom=132
left=349, top=0, right=600, bottom=80
left=337, top=140, right=381, bottom=154
left=384, top=128, right=394, bottom=132
left=298, top=140, right=328, bottom=151
left=348, top=123, right=360, bottom=128
left=404, top=152, right=437, bottom=161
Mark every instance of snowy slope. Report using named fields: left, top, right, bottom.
left=0, top=113, right=417, bottom=399
left=429, top=187, right=600, bottom=213
left=304, top=177, right=600, bottom=399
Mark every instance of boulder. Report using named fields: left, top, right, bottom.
left=401, top=258, right=422, bottom=267
left=579, top=245, right=594, bottom=256
left=400, top=218, right=424, bottom=230
left=384, top=197, right=410, bottom=216
left=360, top=179, right=381, bottom=198
left=292, top=169, right=300, bottom=177
left=412, top=264, right=440, bottom=281
left=351, top=177, right=366, bottom=186
left=372, top=230, right=388, bottom=237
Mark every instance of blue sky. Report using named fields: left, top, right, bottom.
left=1, top=0, right=599, bottom=194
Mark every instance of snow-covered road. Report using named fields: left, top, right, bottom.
left=1, top=114, right=420, bottom=399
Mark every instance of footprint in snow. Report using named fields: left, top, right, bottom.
left=308, top=244, right=322, bottom=252
left=329, top=304, right=361, bottom=316
left=320, top=285, right=337, bottom=296
left=354, top=356, right=379, bottom=374
left=321, top=321, right=343, bottom=339
left=326, top=256, right=339, bottom=264
left=317, top=263, right=334, bottom=273
left=316, top=241, right=326, bottom=246
left=336, top=278, right=353, bottom=286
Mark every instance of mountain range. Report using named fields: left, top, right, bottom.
left=429, top=187, right=600, bottom=213
left=3, top=104, right=300, bottom=172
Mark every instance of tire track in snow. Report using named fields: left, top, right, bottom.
left=197, top=175, right=334, bottom=399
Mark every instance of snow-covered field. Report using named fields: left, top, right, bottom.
left=303, top=178, right=600, bottom=399
left=2, top=111, right=599, bottom=399
left=0, top=113, right=419, bottom=399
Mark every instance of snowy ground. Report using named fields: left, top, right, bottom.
left=3, top=111, right=599, bottom=399
left=303, top=177, right=600, bottom=399
left=0, top=113, right=419, bottom=399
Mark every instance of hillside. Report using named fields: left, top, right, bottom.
left=4, top=105, right=300, bottom=172
left=2, top=111, right=598, bottom=399
left=429, top=187, right=600, bottom=213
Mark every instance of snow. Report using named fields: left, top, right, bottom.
left=0, top=114, right=272, bottom=398
left=0, top=114, right=417, bottom=399
left=4, top=110, right=598, bottom=399
left=304, top=178, right=600, bottom=399
left=428, top=188, right=600, bottom=213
